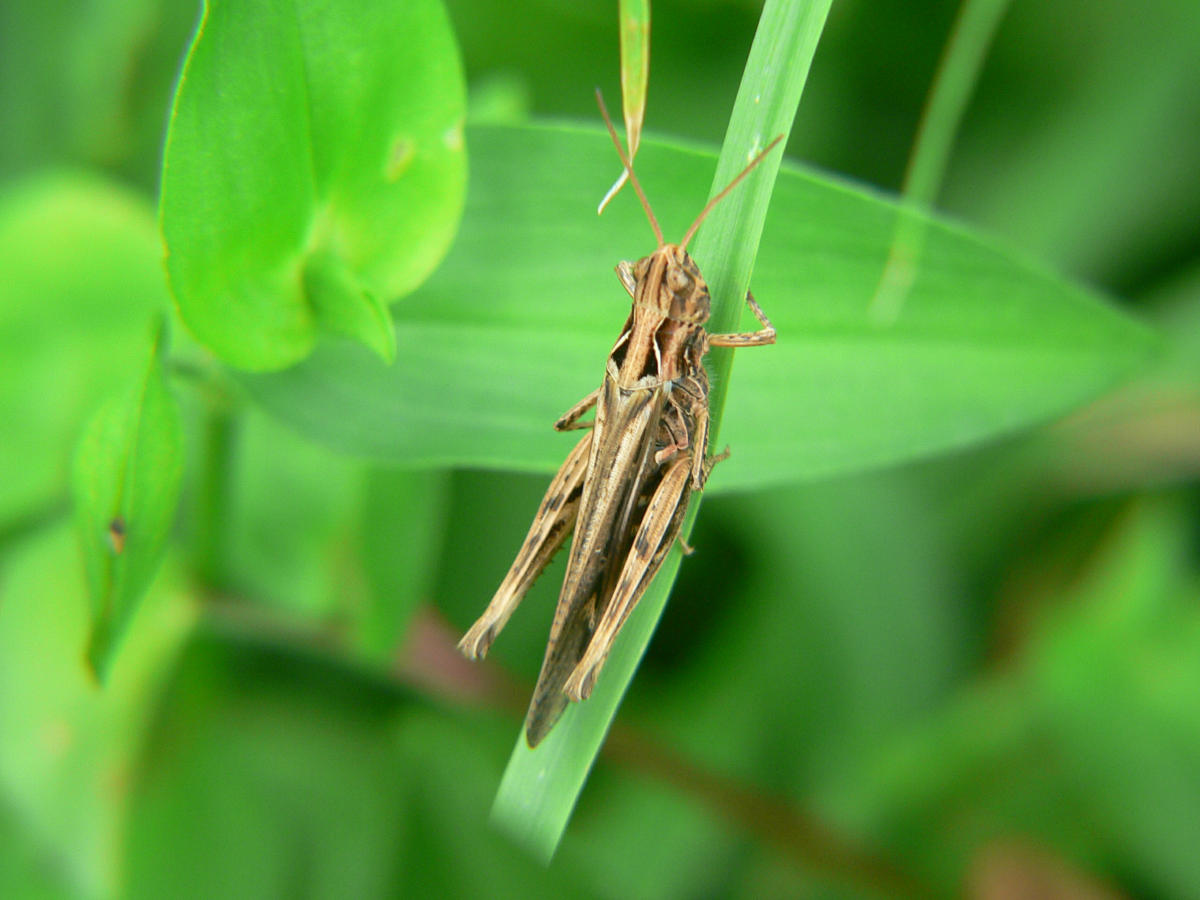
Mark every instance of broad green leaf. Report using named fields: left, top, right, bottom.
left=245, top=123, right=1157, bottom=491
left=73, top=328, right=183, bottom=679
left=0, top=173, right=170, bottom=527
left=161, top=0, right=467, bottom=370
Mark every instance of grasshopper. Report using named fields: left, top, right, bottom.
left=460, top=92, right=781, bottom=746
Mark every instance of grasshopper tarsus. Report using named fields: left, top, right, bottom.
left=698, top=445, right=732, bottom=489
left=457, top=627, right=493, bottom=661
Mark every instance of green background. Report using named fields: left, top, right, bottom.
left=1, top=0, right=1198, bottom=897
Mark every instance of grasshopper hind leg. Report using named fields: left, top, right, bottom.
left=458, top=430, right=592, bottom=660
left=554, top=388, right=600, bottom=432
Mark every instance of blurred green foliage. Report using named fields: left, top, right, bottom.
left=1, top=0, right=1198, bottom=898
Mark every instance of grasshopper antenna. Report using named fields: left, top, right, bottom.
left=595, top=88, right=664, bottom=248
left=679, top=134, right=785, bottom=254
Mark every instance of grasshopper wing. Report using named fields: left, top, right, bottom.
left=524, top=371, right=665, bottom=745
left=565, top=453, right=691, bottom=701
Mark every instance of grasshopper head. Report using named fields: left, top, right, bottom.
left=633, top=244, right=711, bottom=326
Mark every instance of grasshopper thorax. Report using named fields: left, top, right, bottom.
left=612, top=244, right=711, bottom=387
left=632, top=244, right=711, bottom=326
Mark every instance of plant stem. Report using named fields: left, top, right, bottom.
left=192, top=391, right=237, bottom=591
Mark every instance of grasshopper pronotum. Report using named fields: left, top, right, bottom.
left=460, top=93, right=782, bottom=746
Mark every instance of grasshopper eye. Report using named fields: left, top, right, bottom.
left=668, top=267, right=691, bottom=293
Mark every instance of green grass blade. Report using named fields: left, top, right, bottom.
left=489, top=0, right=833, bottom=862
left=597, top=0, right=651, bottom=213
left=871, top=0, right=1011, bottom=320
left=902, top=0, right=1012, bottom=209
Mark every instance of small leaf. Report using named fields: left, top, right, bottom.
left=73, top=327, right=183, bottom=680
left=304, top=247, right=397, bottom=364
left=597, top=0, right=651, bottom=212
left=161, top=0, right=467, bottom=370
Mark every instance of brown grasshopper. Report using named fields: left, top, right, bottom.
left=459, top=93, right=781, bottom=746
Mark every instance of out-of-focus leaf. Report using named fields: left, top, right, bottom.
left=943, top=0, right=1200, bottom=283
left=120, top=623, right=579, bottom=899
left=357, top=468, right=450, bottom=662
left=122, top=626, right=413, bottom=900
left=1029, top=500, right=1200, bottom=899
left=0, top=798, right=75, bottom=900
left=73, top=328, right=183, bottom=680
left=161, top=0, right=467, bottom=370
left=0, top=524, right=194, bottom=899
left=0, top=174, right=169, bottom=526
left=820, top=499, right=1200, bottom=895
left=245, top=124, right=1156, bottom=491
left=216, top=407, right=363, bottom=619
left=0, top=0, right=197, bottom=184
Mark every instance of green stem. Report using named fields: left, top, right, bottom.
left=870, top=0, right=1011, bottom=321
left=902, top=0, right=1012, bottom=209
left=192, top=388, right=238, bottom=591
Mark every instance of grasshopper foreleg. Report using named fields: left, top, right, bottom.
left=706, top=290, right=776, bottom=348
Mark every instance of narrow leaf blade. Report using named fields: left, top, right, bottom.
left=73, top=329, right=184, bottom=679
